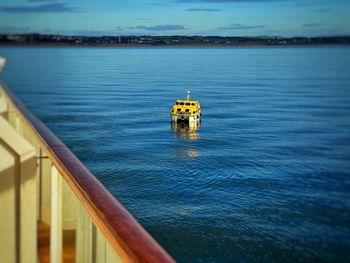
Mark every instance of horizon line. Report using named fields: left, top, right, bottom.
left=1, top=33, right=350, bottom=39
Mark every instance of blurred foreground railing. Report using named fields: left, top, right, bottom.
left=0, top=82, right=175, bottom=263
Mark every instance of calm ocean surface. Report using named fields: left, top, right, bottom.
left=1, top=46, right=350, bottom=262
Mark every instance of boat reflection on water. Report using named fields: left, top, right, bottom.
left=171, top=121, right=200, bottom=158
left=171, top=120, right=200, bottom=140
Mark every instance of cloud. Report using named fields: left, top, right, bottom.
left=186, top=8, right=222, bottom=11
left=28, top=0, right=57, bottom=2
left=70, top=30, right=119, bottom=36
left=114, top=26, right=124, bottom=31
left=0, top=3, right=77, bottom=13
left=133, top=24, right=186, bottom=31
left=179, top=0, right=290, bottom=2
left=219, top=24, right=266, bottom=30
left=302, top=23, right=325, bottom=28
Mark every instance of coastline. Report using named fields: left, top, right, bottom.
left=1, top=42, right=350, bottom=47
left=1, top=34, right=349, bottom=47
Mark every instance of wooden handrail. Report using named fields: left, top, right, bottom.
left=0, top=82, right=175, bottom=263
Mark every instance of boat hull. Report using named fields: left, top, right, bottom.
left=171, top=114, right=200, bottom=123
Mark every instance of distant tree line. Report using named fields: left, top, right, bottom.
left=0, top=34, right=349, bottom=46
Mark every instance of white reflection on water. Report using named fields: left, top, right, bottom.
left=171, top=121, right=201, bottom=158
left=185, top=149, right=199, bottom=158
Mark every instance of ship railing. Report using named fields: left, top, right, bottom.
left=0, top=82, right=175, bottom=263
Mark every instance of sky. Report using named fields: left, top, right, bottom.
left=0, top=0, right=349, bottom=37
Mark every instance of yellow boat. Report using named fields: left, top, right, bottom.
left=170, top=91, right=201, bottom=123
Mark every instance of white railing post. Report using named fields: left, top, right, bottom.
left=50, top=166, right=62, bottom=263
left=0, top=116, right=37, bottom=263
left=76, top=203, right=93, bottom=263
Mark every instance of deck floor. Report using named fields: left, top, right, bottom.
left=38, top=221, right=75, bottom=263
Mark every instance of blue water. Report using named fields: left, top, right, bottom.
left=1, top=46, right=350, bottom=263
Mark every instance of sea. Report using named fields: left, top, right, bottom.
left=1, top=45, right=350, bottom=263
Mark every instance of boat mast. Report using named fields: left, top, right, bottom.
left=186, top=90, right=191, bottom=101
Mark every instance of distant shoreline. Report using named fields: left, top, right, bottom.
left=1, top=42, right=350, bottom=47
left=1, top=34, right=349, bottom=47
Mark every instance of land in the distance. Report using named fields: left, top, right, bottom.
left=1, top=34, right=349, bottom=46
